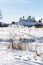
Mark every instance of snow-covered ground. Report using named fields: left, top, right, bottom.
left=0, top=48, right=43, bottom=65
left=0, top=25, right=43, bottom=65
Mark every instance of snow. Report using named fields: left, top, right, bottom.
left=0, top=25, right=43, bottom=65
left=0, top=48, right=43, bottom=65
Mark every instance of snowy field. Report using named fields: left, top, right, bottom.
left=0, top=48, right=43, bottom=65
left=0, top=25, right=43, bottom=65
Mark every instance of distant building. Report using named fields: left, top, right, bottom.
left=9, top=16, right=43, bottom=27
left=18, top=16, right=37, bottom=27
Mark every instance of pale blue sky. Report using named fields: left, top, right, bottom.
left=0, top=0, right=43, bottom=23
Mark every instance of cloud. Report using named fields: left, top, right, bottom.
left=0, top=0, right=9, bottom=4
left=0, top=0, right=7, bottom=3
left=0, top=0, right=32, bottom=4
left=13, top=0, right=32, bottom=3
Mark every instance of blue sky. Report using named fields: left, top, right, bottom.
left=0, top=0, right=43, bottom=23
